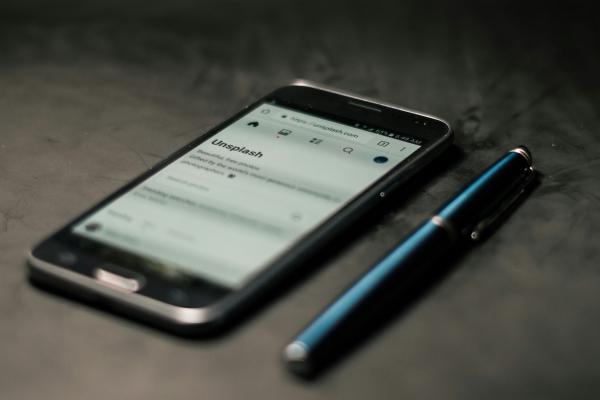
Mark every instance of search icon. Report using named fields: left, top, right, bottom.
left=343, top=147, right=354, bottom=154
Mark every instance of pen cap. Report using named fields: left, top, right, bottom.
left=436, top=147, right=533, bottom=235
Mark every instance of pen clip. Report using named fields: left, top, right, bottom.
left=470, top=166, right=536, bottom=241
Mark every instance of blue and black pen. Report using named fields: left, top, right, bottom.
left=283, top=146, right=535, bottom=375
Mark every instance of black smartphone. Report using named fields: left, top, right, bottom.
left=28, top=80, right=453, bottom=335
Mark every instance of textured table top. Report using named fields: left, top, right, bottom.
left=1, top=1, right=599, bottom=399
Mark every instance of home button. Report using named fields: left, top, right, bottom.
left=93, top=265, right=145, bottom=292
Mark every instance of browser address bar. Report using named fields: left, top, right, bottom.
left=268, top=109, right=371, bottom=144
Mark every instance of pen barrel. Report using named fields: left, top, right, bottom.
left=288, top=220, right=454, bottom=374
left=436, top=150, right=532, bottom=235
left=286, top=147, right=534, bottom=375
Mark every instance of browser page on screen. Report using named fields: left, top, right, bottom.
left=73, top=103, right=420, bottom=287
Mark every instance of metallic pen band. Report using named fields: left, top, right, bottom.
left=430, top=215, right=458, bottom=242
left=510, top=146, right=533, bottom=167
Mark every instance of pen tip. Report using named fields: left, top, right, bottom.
left=283, top=341, right=309, bottom=364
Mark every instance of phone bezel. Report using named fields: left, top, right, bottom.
left=28, top=80, right=453, bottom=333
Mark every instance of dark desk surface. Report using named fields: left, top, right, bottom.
left=1, top=1, right=599, bottom=398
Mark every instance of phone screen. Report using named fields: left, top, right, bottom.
left=72, top=103, right=421, bottom=288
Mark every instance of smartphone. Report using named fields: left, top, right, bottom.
left=28, top=80, right=452, bottom=335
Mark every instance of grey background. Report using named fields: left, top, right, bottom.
left=1, top=1, right=599, bottom=398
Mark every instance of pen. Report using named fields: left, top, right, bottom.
left=283, top=146, right=536, bottom=375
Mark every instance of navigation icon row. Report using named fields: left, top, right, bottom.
left=245, top=118, right=392, bottom=163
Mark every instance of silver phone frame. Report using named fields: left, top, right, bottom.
left=27, top=79, right=452, bottom=331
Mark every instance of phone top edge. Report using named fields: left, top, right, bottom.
left=26, top=250, right=221, bottom=327
left=289, top=79, right=453, bottom=136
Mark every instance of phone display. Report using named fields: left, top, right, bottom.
left=73, top=103, right=421, bottom=288
left=29, top=81, right=452, bottom=333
